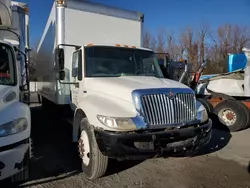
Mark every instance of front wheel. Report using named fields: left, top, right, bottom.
left=78, top=118, right=108, bottom=180
left=10, top=144, right=30, bottom=184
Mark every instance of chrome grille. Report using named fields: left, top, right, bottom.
left=141, top=93, right=196, bottom=125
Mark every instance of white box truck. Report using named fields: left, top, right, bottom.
left=0, top=0, right=31, bottom=183
left=36, top=0, right=212, bottom=180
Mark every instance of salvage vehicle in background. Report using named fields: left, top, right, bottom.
left=158, top=50, right=250, bottom=132
left=196, top=48, right=250, bottom=132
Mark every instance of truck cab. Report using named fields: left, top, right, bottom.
left=0, top=0, right=31, bottom=183
left=57, top=43, right=212, bottom=180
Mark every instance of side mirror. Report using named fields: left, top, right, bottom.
left=59, top=70, right=65, bottom=80
left=25, top=48, right=32, bottom=53
left=58, top=48, right=65, bottom=70
left=16, top=54, right=22, bottom=61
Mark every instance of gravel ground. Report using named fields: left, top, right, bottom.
left=1, top=94, right=250, bottom=188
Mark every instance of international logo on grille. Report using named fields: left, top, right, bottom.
left=168, top=91, right=174, bottom=99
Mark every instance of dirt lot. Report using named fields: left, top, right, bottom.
left=1, top=95, right=250, bottom=188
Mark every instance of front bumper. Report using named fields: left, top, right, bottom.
left=0, top=139, right=29, bottom=180
left=95, top=119, right=212, bottom=160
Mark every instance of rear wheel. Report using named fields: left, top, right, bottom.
left=78, top=118, right=108, bottom=179
left=214, top=100, right=250, bottom=132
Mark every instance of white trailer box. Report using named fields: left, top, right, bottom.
left=36, top=0, right=143, bottom=104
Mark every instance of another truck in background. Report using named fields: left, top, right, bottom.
left=36, top=0, right=212, bottom=180
left=196, top=49, right=250, bottom=132
left=156, top=51, right=250, bottom=132
left=198, top=52, right=247, bottom=81
left=156, top=53, right=193, bottom=84
left=0, top=0, right=31, bottom=183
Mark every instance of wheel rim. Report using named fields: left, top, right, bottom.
left=218, top=108, right=237, bottom=126
left=78, top=130, right=90, bottom=166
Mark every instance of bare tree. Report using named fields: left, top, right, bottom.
left=142, top=29, right=157, bottom=51
left=165, top=30, right=181, bottom=60
left=29, top=40, right=39, bottom=81
left=143, top=24, right=250, bottom=74
left=154, top=28, right=167, bottom=59
left=179, top=27, right=200, bottom=71
left=180, top=27, right=194, bottom=60
left=207, top=24, right=250, bottom=73
left=155, top=28, right=165, bottom=53
left=197, top=23, right=210, bottom=63
left=232, top=25, right=250, bottom=52
left=142, top=30, right=152, bottom=49
left=150, top=35, right=157, bottom=51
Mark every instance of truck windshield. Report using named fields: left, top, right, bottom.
left=85, top=46, right=164, bottom=78
left=0, top=44, right=15, bottom=85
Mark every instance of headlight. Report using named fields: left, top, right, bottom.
left=97, top=115, right=136, bottom=131
left=196, top=101, right=208, bottom=123
left=0, top=118, right=28, bottom=137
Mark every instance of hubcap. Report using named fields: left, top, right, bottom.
left=218, top=108, right=237, bottom=126
left=78, top=130, right=90, bottom=166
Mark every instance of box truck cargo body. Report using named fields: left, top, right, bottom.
left=36, top=0, right=212, bottom=180
left=36, top=0, right=143, bottom=104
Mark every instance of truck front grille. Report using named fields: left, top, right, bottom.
left=141, top=93, right=196, bottom=126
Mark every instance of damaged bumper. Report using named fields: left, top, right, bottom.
left=95, top=119, right=212, bottom=160
left=0, top=139, right=29, bottom=180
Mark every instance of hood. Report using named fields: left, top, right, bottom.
left=85, top=76, right=191, bottom=102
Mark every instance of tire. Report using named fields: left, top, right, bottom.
left=11, top=143, right=30, bottom=184
left=196, top=98, right=213, bottom=114
left=213, top=100, right=250, bottom=132
left=78, top=118, right=108, bottom=179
